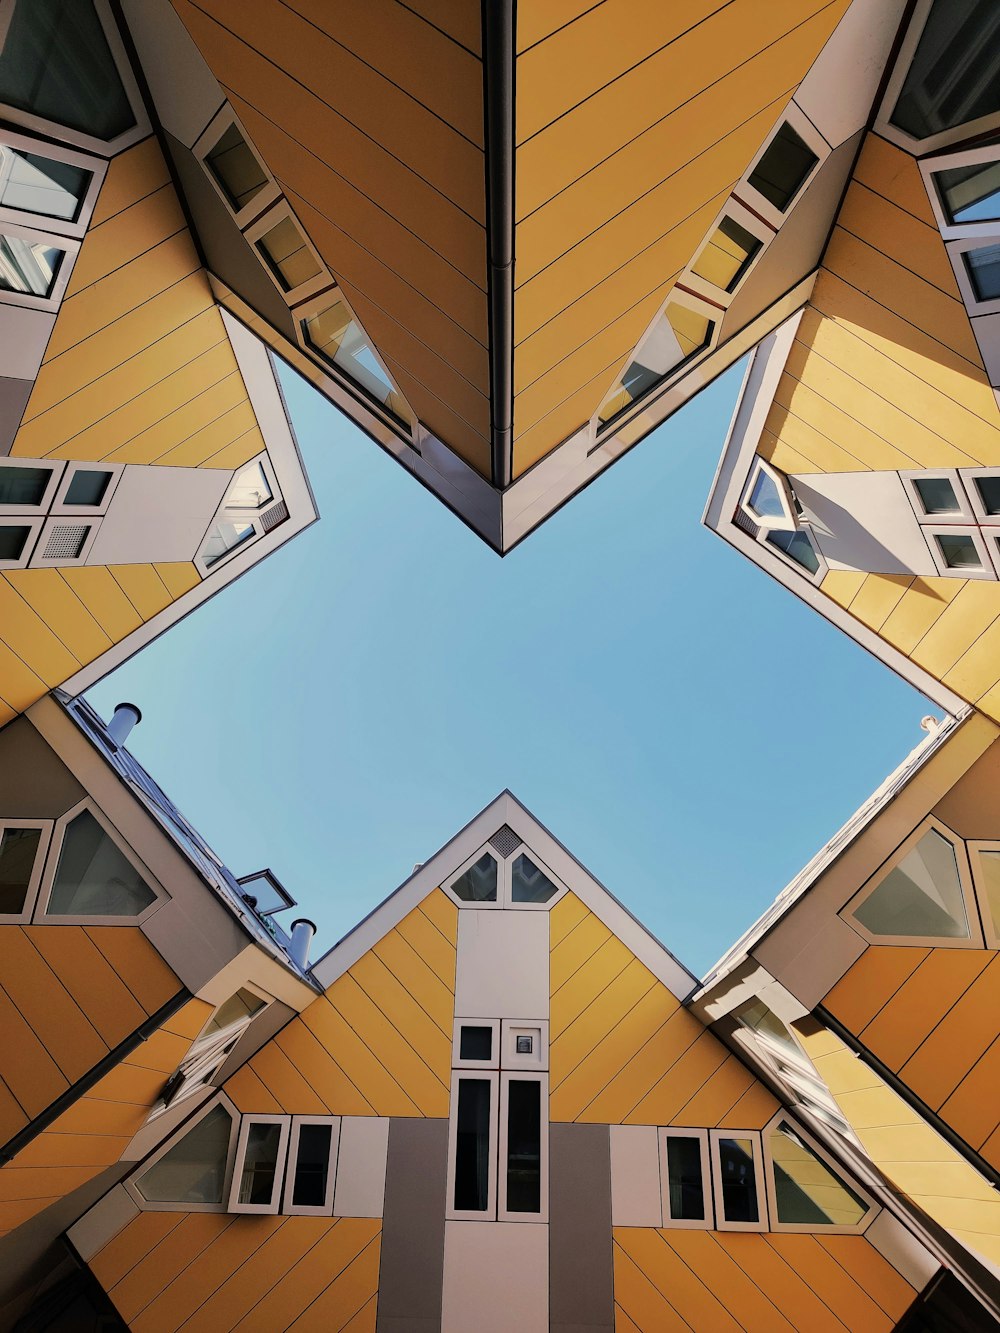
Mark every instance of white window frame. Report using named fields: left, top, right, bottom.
left=960, top=467, right=1000, bottom=524
left=50, top=461, right=123, bottom=516
left=739, top=457, right=798, bottom=532
left=762, top=1112, right=877, bottom=1235
left=900, top=469, right=976, bottom=525
left=150, top=995, right=270, bottom=1119
left=684, top=201, right=774, bottom=307
left=0, top=129, right=106, bottom=239
left=876, top=0, right=1000, bottom=156
left=921, top=145, right=1000, bottom=241
left=443, top=845, right=502, bottom=911
left=759, top=522, right=828, bottom=585
left=947, top=234, right=1000, bottom=317
left=500, top=1019, right=548, bottom=1072
left=0, top=817, right=53, bottom=922
left=29, top=514, right=103, bottom=568
left=658, top=1127, right=714, bottom=1230
left=0, top=514, right=44, bottom=569
left=245, top=200, right=330, bottom=307
left=453, top=1017, right=501, bottom=1069
left=193, top=106, right=281, bottom=230
left=228, top=1113, right=291, bottom=1215
left=966, top=840, right=1000, bottom=949
left=0, top=220, right=79, bottom=311
left=193, top=452, right=283, bottom=578
left=841, top=814, right=986, bottom=948
left=923, top=522, right=999, bottom=580
left=446, top=1069, right=499, bottom=1222
left=0, top=456, right=63, bottom=515
left=736, top=105, right=829, bottom=230
left=708, top=1128, right=768, bottom=1232
left=36, top=797, right=167, bottom=925
left=497, top=1072, right=548, bottom=1223
left=282, top=1115, right=340, bottom=1217
left=444, top=842, right=568, bottom=911
left=127, top=1094, right=240, bottom=1213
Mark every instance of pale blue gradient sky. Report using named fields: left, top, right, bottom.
left=88, top=361, right=930, bottom=977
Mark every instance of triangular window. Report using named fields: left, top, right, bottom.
left=849, top=826, right=972, bottom=941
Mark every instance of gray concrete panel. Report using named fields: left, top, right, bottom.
left=376, top=1117, right=449, bottom=1333
left=550, top=1122, right=615, bottom=1333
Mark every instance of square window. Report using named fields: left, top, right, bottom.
left=0, top=233, right=64, bottom=297
left=0, top=465, right=50, bottom=506
left=205, top=124, right=269, bottom=213
left=691, top=217, right=762, bottom=292
left=936, top=532, right=982, bottom=570
left=748, top=123, right=817, bottom=212
left=914, top=476, right=960, bottom=514
left=256, top=216, right=322, bottom=293
left=64, top=468, right=112, bottom=506
left=0, top=148, right=92, bottom=223
left=974, top=475, right=1000, bottom=515
left=0, top=524, right=31, bottom=560
left=460, top=1025, right=493, bottom=1062
left=0, top=826, right=42, bottom=915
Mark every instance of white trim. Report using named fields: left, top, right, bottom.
left=0, top=456, right=63, bottom=515
left=762, top=1111, right=877, bottom=1234
left=0, top=130, right=107, bottom=239
left=967, top=841, right=1000, bottom=948
left=920, top=145, right=1000, bottom=240
left=497, top=1072, right=548, bottom=1223
left=500, top=1019, right=548, bottom=1072
left=453, top=1017, right=501, bottom=1070
left=0, top=818, right=53, bottom=922
left=446, top=1069, right=499, bottom=1222
left=282, top=1115, right=340, bottom=1216
left=924, top=523, right=998, bottom=580
left=228, top=1113, right=291, bottom=1215
left=445, top=845, right=501, bottom=910
left=0, top=221, right=79, bottom=311
left=840, top=814, right=986, bottom=949
left=658, top=1127, right=714, bottom=1230
left=900, top=469, right=976, bottom=525
left=685, top=201, right=774, bottom=306
left=708, top=1129, right=768, bottom=1232
left=508, top=846, right=567, bottom=910
left=192, top=106, right=281, bottom=230
left=127, top=1094, right=240, bottom=1213
left=244, top=201, right=331, bottom=307
left=760, top=521, right=828, bottom=585
left=739, top=457, right=797, bottom=532
left=30, top=514, right=103, bottom=567
left=0, top=514, right=44, bottom=569
left=50, top=462, right=123, bottom=517
left=735, top=104, right=829, bottom=230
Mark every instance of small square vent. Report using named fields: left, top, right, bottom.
left=43, top=524, right=88, bottom=560
left=489, top=825, right=521, bottom=858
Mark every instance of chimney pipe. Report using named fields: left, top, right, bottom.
left=288, top=918, right=317, bottom=970
left=107, top=702, right=142, bottom=748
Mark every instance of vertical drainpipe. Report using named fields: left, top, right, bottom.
left=483, top=0, right=515, bottom=493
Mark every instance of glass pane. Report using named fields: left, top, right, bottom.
left=735, top=1000, right=803, bottom=1062
left=64, top=469, right=111, bottom=506
left=238, top=1122, right=282, bottom=1205
left=748, top=123, right=817, bottom=212
left=505, top=1080, right=541, bottom=1213
left=204, top=988, right=267, bottom=1036
left=0, top=234, right=63, bottom=296
left=854, top=828, right=970, bottom=939
left=225, top=462, right=272, bottom=510
left=936, top=533, right=982, bottom=570
left=0, top=0, right=135, bottom=140
left=460, top=1025, right=493, bottom=1062
left=691, top=217, right=761, bottom=292
left=934, top=159, right=1000, bottom=224
left=0, top=826, right=41, bottom=914
left=0, top=147, right=91, bottom=221
left=451, top=853, right=498, bottom=903
left=48, top=809, right=157, bottom=917
left=964, top=244, right=1000, bottom=303
left=914, top=476, right=960, bottom=514
left=511, top=853, right=559, bottom=904
left=200, top=519, right=255, bottom=569
left=890, top=0, right=1000, bottom=141
left=765, top=528, right=820, bottom=574
left=454, top=1078, right=491, bottom=1211
left=205, top=124, right=269, bottom=213
left=718, top=1137, right=759, bottom=1223
left=137, top=1104, right=232, bottom=1203
left=599, top=304, right=714, bottom=423
left=0, top=525, right=31, bottom=561
left=666, top=1136, right=705, bottom=1221
left=0, top=466, right=49, bottom=506
left=291, top=1123, right=333, bottom=1208
left=976, top=850, right=1000, bottom=939
left=747, top=469, right=785, bottom=520
left=257, top=216, right=322, bottom=292
left=302, top=299, right=411, bottom=425
left=769, top=1121, right=869, bottom=1226
left=974, top=475, right=1000, bottom=515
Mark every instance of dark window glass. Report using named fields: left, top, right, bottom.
left=936, top=533, right=982, bottom=570
left=964, top=244, right=1000, bottom=303
left=505, top=1080, right=541, bottom=1213
left=0, top=826, right=41, bottom=914
left=934, top=159, right=1000, bottom=225
left=0, top=525, right=31, bottom=561
left=205, top=124, right=269, bottom=213
left=511, top=853, right=559, bottom=904
left=0, top=466, right=50, bottom=506
left=454, top=1079, right=491, bottom=1211
left=237, top=1122, right=281, bottom=1206
left=748, top=123, right=817, bottom=212
left=291, top=1123, right=333, bottom=1208
left=0, top=148, right=91, bottom=222
left=137, top=1104, right=232, bottom=1204
left=460, top=1025, right=493, bottom=1062
left=765, top=528, right=820, bottom=575
left=718, top=1137, right=759, bottom=1223
left=691, top=217, right=762, bottom=292
left=890, top=0, right=1000, bottom=141
left=914, top=476, right=960, bottom=514
left=49, top=809, right=156, bottom=916
left=451, top=852, right=498, bottom=902
left=666, top=1136, right=705, bottom=1221
left=0, top=0, right=135, bottom=140
left=64, top=469, right=112, bottom=506
left=975, top=475, right=1000, bottom=515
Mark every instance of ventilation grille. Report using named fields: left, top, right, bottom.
left=733, top=507, right=759, bottom=539
left=489, top=825, right=521, bottom=858
left=261, top=500, right=289, bottom=533
left=43, top=524, right=88, bottom=560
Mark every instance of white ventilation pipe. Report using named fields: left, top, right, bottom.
left=288, top=918, right=317, bottom=970
left=107, top=702, right=142, bottom=748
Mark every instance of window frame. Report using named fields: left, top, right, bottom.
left=0, top=818, right=53, bottom=922
left=245, top=201, right=330, bottom=307
left=0, top=219, right=79, bottom=311
left=497, top=1071, right=548, bottom=1223
left=228, top=1113, right=292, bottom=1215
left=0, top=129, right=106, bottom=238
left=281, top=1115, right=340, bottom=1217
left=37, top=797, right=167, bottom=925
left=736, top=107, right=828, bottom=230
left=0, top=456, right=63, bottom=515
left=127, top=1094, right=240, bottom=1213
left=966, top=840, right=1000, bottom=949
left=684, top=202, right=773, bottom=306
left=739, top=458, right=798, bottom=532
left=500, top=1018, right=548, bottom=1073
left=445, top=1069, right=500, bottom=1222
left=900, top=469, right=976, bottom=525
left=947, top=234, right=1000, bottom=317
left=841, top=815, right=986, bottom=948
left=923, top=521, right=999, bottom=580
left=443, top=842, right=568, bottom=911
left=921, top=146, right=1000, bottom=241
left=708, top=1128, right=768, bottom=1232
left=50, top=461, right=122, bottom=516
left=193, top=106, right=281, bottom=230
left=760, top=522, right=828, bottom=585
left=193, top=452, right=283, bottom=578
left=762, top=1112, right=877, bottom=1235
left=452, top=1017, right=501, bottom=1069
left=658, top=1127, right=714, bottom=1230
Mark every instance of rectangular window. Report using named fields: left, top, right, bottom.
left=205, top=123, right=269, bottom=214
left=255, top=214, right=322, bottom=294
left=0, top=465, right=52, bottom=507
left=691, top=217, right=762, bottom=293
left=283, top=1116, right=339, bottom=1215
left=0, top=146, right=92, bottom=222
left=0, top=824, right=44, bottom=916
left=453, top=1078, right=493, bottom=1212
left=659, top=1130, right=712, bottom=1227
left=0, top=523, right=33, bottom=562
left=710, top=1130, right=766, bottom=1230
left=499, top=1075, right=545, bottom=1219
left=229, top=1115, right=290, bottom=1214
left=747, top=123, right=817, bottom=213
left=63, top=468, right=112, bottom=507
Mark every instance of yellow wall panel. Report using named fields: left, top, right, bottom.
left=876, top=577, right=963, bottom=657
left=23, top=926, right=147, bottom=1048
left=0, top=578, right=81, bottom=688
left=108, top=566, right=173, bottom=621
left=4, top=570, right=111, bottom=667
left=824, top=946, right=927, bottom=1033
left=90, top=138, right=171, bottom=227
left=0, top=644, right=46, bottom=716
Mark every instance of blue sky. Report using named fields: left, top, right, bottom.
left=88, top=361, right=930, bottom=977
